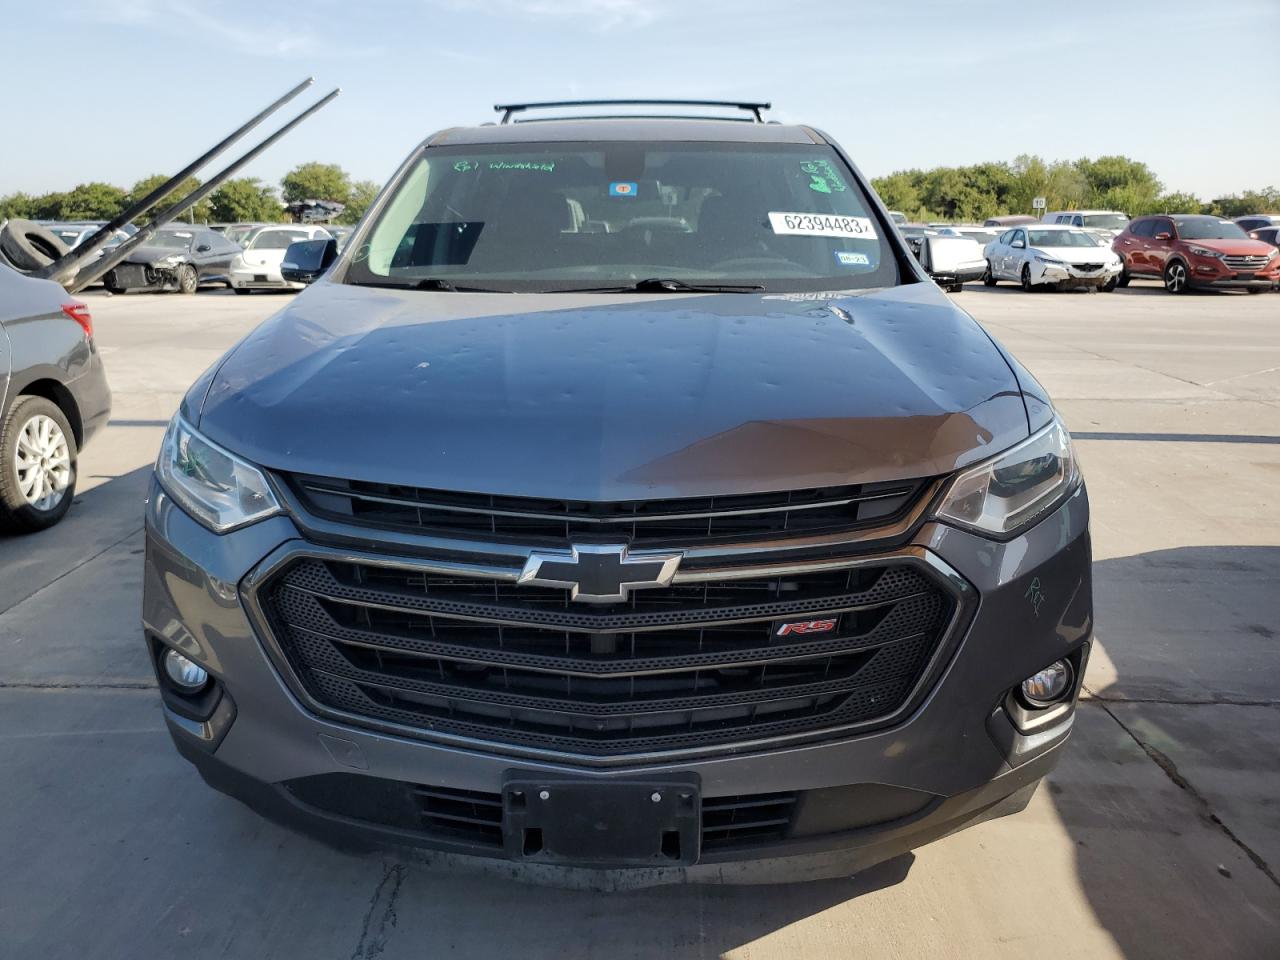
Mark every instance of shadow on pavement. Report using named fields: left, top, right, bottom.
left=1052, top=545, right=1280, bottom=959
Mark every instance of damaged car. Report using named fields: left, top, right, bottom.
left=103, top=225, right=241, bottom=294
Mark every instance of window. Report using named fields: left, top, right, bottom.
left=1172, top=218, right=1249, bottom=241
left=249, top=229, right=314, bottom=250
left=343, top=141, right=898, bottom=293
left=1129, top=219, right=1154, bottom=238
left=1027, top=230, right=1101, bottom=248
left=1011, top=230, right=1026, bottom=247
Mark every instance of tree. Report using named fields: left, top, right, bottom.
left=1205, top=187, right=1280, bottom=218
left=0, top=193, right=36, bottom=219
left=337, top=180, right=379, bottom=224
left=53, top=182, right=129, bottom=220
left=1152, top=192, right=1204, bottom=215
left=870, top=171, right=925, bottom=219
left=209, top=178, right=284, bottom=223
left=129, top=174, right=212, bottom=224
left=281, top=162, right=352, bottom=205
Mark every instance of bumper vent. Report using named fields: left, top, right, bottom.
left=258, top=555, right=957, bottom=757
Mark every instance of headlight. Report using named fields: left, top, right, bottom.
left=156, top=415, right=281, bottom=533
left=935, top=419, right=1079, bottom=537
left=1034, top=256, right=1064, bottom=266
left=1186, top=245, right=1224, bottom=259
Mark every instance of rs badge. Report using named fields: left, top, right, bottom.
left=775, top=618, right=838, bottom=637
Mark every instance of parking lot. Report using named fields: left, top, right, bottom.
left=2, top=281, right=1278, bottom=959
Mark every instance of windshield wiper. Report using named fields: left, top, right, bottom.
left=559, top=278, right=765, bottom=294
left=412, top=277, right=510, bottom=292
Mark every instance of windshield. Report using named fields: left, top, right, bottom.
left=1082, top=213, right=1129, bottom=230
left=1027, top=229, right=1100, bottom=248
left=1175, top=218, right=1249, bottom=240
left=344, top=142, right=897, bottom=292
left=248, top=229, right=312, bottom=250
left=152, top=231, right=194, bottom=250
left=52, top=229, right=87, bottom=247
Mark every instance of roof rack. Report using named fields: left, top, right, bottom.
left=494, top=99, right=771, bottom=124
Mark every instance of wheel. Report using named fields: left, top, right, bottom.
left=0, top=219, right=69, bottom=271
left=1116, top=265, right=1130, bottom=288
left=105, top=279, right=127, bottom=295
left=1246, top=287, right=1263, bottom=295
left=1101, top=275, right=1118, bottom=292
left=233, top=287, right=252, bottom=295
left=1163, top=259, right=1189, bottom=294
left=948, top=283, right=963, bottom=293
left=0, top=396, right=77, bottom=533
left=1021, top=263, right=1036, bottom=292
left=177, top=263, right=199, bottom=295
left=982, top=262, right=997, bottom=286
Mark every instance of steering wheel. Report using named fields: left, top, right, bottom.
left=709, top=256, right=810, bottom=273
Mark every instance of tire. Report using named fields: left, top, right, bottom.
left=0, top=396, right=77, bottom=534
left=1246, top=287, right=1263, bottom=295
left=0, top=219, right=70, bottom=272
left=1116, top=265, right=1130, bottom=288
left=177, top=263, right=199, bottom=295
left=1101, top=275, right=1118, bottom=292
left=104, top=272, right=127, bottom=295
left=233, top=287, right=252, bottom=295
left=1021, top=263, right=1036, bottom=292
left=982, top=262, right=997, bottom=286
left=1163, top=259, right=1189, bottom=294
left=948, top=283, right=963, bottom=293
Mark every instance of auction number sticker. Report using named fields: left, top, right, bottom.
left=768, top=212, right=877, bottom=240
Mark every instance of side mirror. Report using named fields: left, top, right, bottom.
left=281, top=238, right=338, bottom=284
left=1154, top=232, right=1171, bottom=241
left=196, top=243, right=212, bottom=252
left=1012, top=239, right=1025, bottom=249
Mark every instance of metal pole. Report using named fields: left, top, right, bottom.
left=36, top=77, right=315, bottom=285
left=69, top=89, right=342, bottom=293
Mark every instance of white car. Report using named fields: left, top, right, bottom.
left=1042, top=209, right=1130, bottom=241
left=983, top=224, right=1123, bottom=292
left=229, top=225, right=332, bottom=293
left=915, top=236, right=987, bottom=292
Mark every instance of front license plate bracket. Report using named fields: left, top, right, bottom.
left=501, top=776, right=701, bottom=867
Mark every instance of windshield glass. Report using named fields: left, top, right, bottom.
left=1082, top=213, right=1128, bottom=230
left=1175, top=218, right=1249, bottom=240
left=52, top=229, right=87, bottom=247
left=1027, top=229, right=1100, bottom=248
left=248, top=229, right=312, bottom=250
left=344, top=142, right=897, bottom=292
left=152, top=231, right=194, bottom=249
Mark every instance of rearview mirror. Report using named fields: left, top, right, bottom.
left=281, top=238, right=338, bottom=284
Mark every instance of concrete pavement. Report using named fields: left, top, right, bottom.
left=1, top=282, right=1277, bottom=958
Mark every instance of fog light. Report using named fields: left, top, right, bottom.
left=1021, top=660, right=1073, bottom=707
left=162, top=648, right=209, bottom=691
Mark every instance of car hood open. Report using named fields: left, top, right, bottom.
left=192, top=281, right=1029, bottom=501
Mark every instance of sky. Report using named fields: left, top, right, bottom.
left=2, top=0, right=1277, bottom=201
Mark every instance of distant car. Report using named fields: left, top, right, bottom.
left=43, top=222, right=132, bottom=255
left=1248, top=225, right=1280, bottom=247
left=983, top=225, right=1123, bottom=291
left=224, top=223, right=266, bottom=246
left=886, top=210, right=907, bottom=226
left=949, top=226, right=1002, bottom=246
left=983, top=215, right=1038, bottom=228
left=323, top=224, right=354, bottom=251
left=1113, top=215, right=1280, bottom=293
left=0, top=263, right=111, bottom=531
left=102, top=226, right=242, bottom=294
left=1042, top=210, right=1130, bottom=240
left=229, top=224, right=332, bottom=293
left=1234, top=214, right=1280, bottom=233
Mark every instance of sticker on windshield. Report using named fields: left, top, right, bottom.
left=609, top=181, right=637, bottom=197
left=769, top=212, right=877, bottom=240
left=835, top=251, right=870, bottom=266
left=453, top=160, right=477, bottom=173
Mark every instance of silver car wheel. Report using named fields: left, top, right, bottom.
left=1165, top=262, right=1187, bottom=293
left=14, top=413, right=72, bottom=511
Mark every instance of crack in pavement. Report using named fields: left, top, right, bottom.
left=1082, top=691, right=1280, bottom=708
left=1084, top=699, right=1280, bottom=891
left=0, top=681, right=155, bottom=690
left=351, top=862, right=407, bottom=960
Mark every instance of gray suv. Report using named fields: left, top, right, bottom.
left=142, top=100, right=1091, bottom=880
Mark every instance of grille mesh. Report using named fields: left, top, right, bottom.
left=260, top=555, right=955, bottom=755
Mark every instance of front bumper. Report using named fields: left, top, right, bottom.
left=142, top=480, right=1092, bottom=881
left=1034, top=261, right=1121, bottom=288
left=230, top=265, right=302, bottom=290
left=1185, top=258, right=1279, bottom=289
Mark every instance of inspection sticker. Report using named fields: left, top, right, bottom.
left=609, top=181, right=638, bottom=197
left=768, top=212, right=877, bottom=240
left=835, top=251, right=870, bottom=266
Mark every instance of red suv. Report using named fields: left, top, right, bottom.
left=1114, top=214, right=1279, bottom=293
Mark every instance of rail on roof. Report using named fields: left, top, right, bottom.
left=493, top=99, right=771, bottom=124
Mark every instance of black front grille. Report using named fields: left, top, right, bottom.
left=285, top=474, right=929, bottom=546
left=701, top=793, right=798, bottom=850
left=259, top=554, right=957, bottom=756
left=1071, top=263, right=1103, bottom=272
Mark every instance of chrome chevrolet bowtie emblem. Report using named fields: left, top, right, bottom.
left=519, top=544, right=682, bottom=603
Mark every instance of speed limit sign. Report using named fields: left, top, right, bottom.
left=1032, top=196, right=1046, bottom=210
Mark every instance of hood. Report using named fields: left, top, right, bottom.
left=193, top=282, right=1029, bottom=501
left=1181, top=238, right=1277, bottom=256
left=124, top=244, right=188, bottom=265
left=1034, top=244, right=1118, bottom=263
